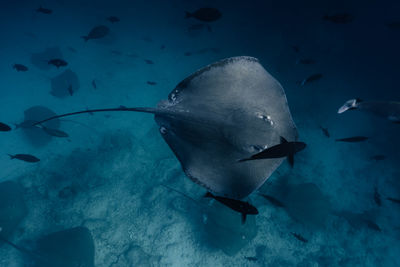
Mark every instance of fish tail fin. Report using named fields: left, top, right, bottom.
left=241, top=213, right=247, bottom=224
left=8, top=154, right=15, bottom=159
left=81, top=36, right=89, bottom=42
left=204, top=192, right=214, bottom=198
left=185, top=11, right=192, bottom=18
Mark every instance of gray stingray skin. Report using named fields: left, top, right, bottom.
left=153, top=56, right=298, bottom=199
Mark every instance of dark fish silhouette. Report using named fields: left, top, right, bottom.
left=291, top=232, right=308, bottom=243
left=185, top=7, right=222, bottom=22
left=144, top=59, right=154, bottom=64
left=107, top=16, right=120, bottom=23
left=244, top=256, right=258, bottom=262
left=36, top=6, right=52, bottom=14
left=8, top=154, right=40, bottom=163
left=92, top=80, right=97, bottom=89
left=0, top=122, right=12, bottom=131
left=239, top=136, right=306, bottom=167
left=37, top=125, right=69, bottom=138
left=370, top=155, right=386, bottom=161
left=323, top=13, right=354, bottom=24
left=374, top=187, right=381, bottom=207
left=319, top=126, right=330, bottom=137
left=82, top=25, right=110, bottom=42
left=301, top=73, right=323, bottom=86
left=296, top=59, right=315, bottom=65
left=13, top=64, right=28, bottom=72
left=387, top=197, right=400, bottom=204
left=205, top=192, right=258, bottom=224
left=335, top=136, right=368, bottom=142
left=259, top=193, right=285, bottom=207
left=147, top=81, right=157, bottom=85
left=48, top=59, right=67, bottom=68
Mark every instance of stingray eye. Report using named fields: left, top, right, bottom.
left=159, top=126, right=167, bottom=134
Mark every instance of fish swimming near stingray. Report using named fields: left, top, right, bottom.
left=205, top=192, right=258, bottom=224
left=238, top=136, right=306, bottom=167
left=147, top=81, right=157, bottom=85
left=82, top=25, right=110, bottom=42
left=323, top=13, right=354, bottom=24
left=291, top=232, right=308, bottom=243
left=8, top=154, right=40, bottom=163
left=36, top=6, right=52, bottom=14
left=338, top=98, right=400, bottom=124
left=300, top=73, right=323, bottom=86
left=144, top=59, right=154, bottom=64
left=13, top=64, right=28, bottom=72
left=107, top=16, right=120, bottom=23
left=0, top=122, right=12, bottom=131
left=185, top=7, right=222, bottom=22
left=319, top=126, right=330, bottom=138
left=32, top=56, right=298, bottom=200
left=48, top=59, right=68, bottom=68
left=335, top=136, right=368, bottom=142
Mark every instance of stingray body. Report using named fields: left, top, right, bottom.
left=36, top=57, right=298, bottom=199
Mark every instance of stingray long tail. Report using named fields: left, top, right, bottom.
left=32, top=107, right=161, bottom=126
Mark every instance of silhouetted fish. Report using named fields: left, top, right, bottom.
left=335, top=136, right=368, bottom=142
left=259, top=193, right=285, bottom=207
left=144, top=59, right=154, bottom=64
left=36, top=6, right=52, bottom=14
left=204, top=192, right=258, bottom=224
left=147, top=81, right=157, bottom=85
left=319, top=126, right=330, bottom=137
left=323, top=13, right=354, bottom=24
left=8, top=154, right=40, bottom=163
left=92, top=80, right=97, bottom=89
left=387, top=197, right=400, bottom=204
left=374, top=187, right=381, bottom=207
left=239, top=136, right=306, bottom=167
left=13, top=64, right=28, bottom=72
left=0, top=122, right=12, bottom=131
left=291, top=232, right=308, bottom=243
left=81, top=25, right=110, bottom=42
left=185, top=7, right=222, bottom=22
left=48, top=59, right=68, bottom=68
left=370, top=155, right=386, bottom=161
left=107, top=16, right=120, bottom=23
left=301, top=73, right=323, bottom=86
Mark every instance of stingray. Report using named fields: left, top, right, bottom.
left=30, top=47, right=63, bottom=70
left=50, top=69, right=80, bottom=98
left=18, top=106, right=60, bottom=147
left=35, top=56, right=298, bottom=199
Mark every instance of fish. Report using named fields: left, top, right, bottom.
left=185, top=7, right=222, bottom=22
left=0, top=122, right=12, bottom=131
left=258, top=193, right=285, bottom=207
left=319, top=126, right=330, bottom=137
left=30, top=56, right=299, bottom=200
left=67, top=84, right=73, bottom=96
left=8, top=154, right=40, bottom=163
left=244, top=256, right=258, bottom=262
left=323, top=13, right=354, bottom=24
left=107, top=16, right=120, bottom=23
left=92, top=80, right=97, bottom=89
left=370, top=155, right=386, bottom=161
left=296, top=59, right=315, bottom=65
left=204, top=192, right=258, bottom=224
left=147, top=81, right=157, bottom=85
left=48, top=59, right=68, bottom=68
left=291, top=232, right=308, bottom=243
left=238, top=136, right=306, bottom=167
left=387, top=197, right=400, bottom=204
left=36, top=125, right=69, bottom=138
left=335, top=136, right=368, bottom=142
left=13, top=64, right=28, bottom=72
left=374, top=187, right=381, bottom=207
left=144, top=59, right=154, bottom=64
left=300, top=73, right=323, bottom=86
left=81, top=25, right=110, bottom=42
left=36, top=6, right=52, bottom=14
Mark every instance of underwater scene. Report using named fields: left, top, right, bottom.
left=1, top=0, right=400, bottom=266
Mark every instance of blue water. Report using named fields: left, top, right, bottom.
left=1, top=0, right=400, bottom=266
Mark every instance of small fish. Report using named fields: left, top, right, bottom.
left=374, top=187, right=381, bottom=207
left=147, top=81, right=157, bottom=86
left=0, top=122, right=12, bottom=131
left=48, top=59, right=68, bottom=68
left=387, top=197, right=400, bottom=204
left=296, top=59, right=315, bottom=65
left=36, top=6, right=52, bottom=14
left=244, top=256, right=258, bottom=262
left=204, top=192, right=258, bottom=224
left=300, top=73, right=323, bottom=86
left=291, top=232, right=308, bottom=243
left=370, top=155, right=386, bottom=161
left=92, top=80, right=97, bottom=89
left=239, top=136, right=306, bottom=167
left=144, top=59, right=154, bottom=64
left=67, top=85, right=73, bottom=96
left=37, top=125, right=69, bottom=138
left=82, top=25, right=110, bottom=42
left=319, top=126, right=330, bottom=138
left=258, top=193, right=285, bottom=207
left=185, top=8, right=222, bottom=22
left=323, top=13, right=354, bottom=24
left=8, top=154, right=40, bottom=163
left=107, top=16, right=120, bottom=23
left=335, top=136, right=368, bottom=142
left=13, top=64, right=28, bottom=72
